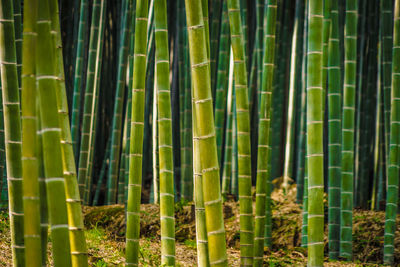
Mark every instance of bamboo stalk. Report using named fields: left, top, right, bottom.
left=383, top=0, right=400, bottom=264
left=21, top=0, right=41, bottom=265
left=36, top=0, right=72, bottom=264
left=306, top=1, right=324, bottom=266
left=125, top=0, right=149, bottom=264
left=48, top=0, right=89, bottom=263
left=154, top=0, right=175, bottom=263
left=253, top=0, right=277, bottom=263
left=107, top=0, right=132, bottom=204
left=340, top=0, right=357, bottom=260
left=185, top=1, right=228, bottom=265
left=214, top=1, right=229, bottom=165
left=71, top=0, right=89, bottom=159
left=0, top=0, right=24, bottom=265
left=77, top=0, right=105, bottom=198
left=227, top=0, right=254, bottom=264
left=327, top=0, right=341, bottom=260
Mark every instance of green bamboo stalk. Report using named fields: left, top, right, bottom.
left=377, top=93, right=386, bottom=211
left=12, top=0, right=21, bottom=90
left=48, top=0, right=89, bottom=263
left=358, top=0, right=379, bottom=210
left=154, top=1, right=175, bottom=264
left=0, top=0, right=24, bottom=265
left=340, top=0, right=357, bottom=260
left=352, top=0, right=366, bottom=197
left=383, top=0, right=400, bottom=264
left=381, top=0, right=393, bottom=163
left=21, top=0, right=41, bottom=265
left=301, top=151, right=308, bottom=247
left=83, top=0, right=107, bottom=205
left=371, top=57, right=382, bottom=211
left=292, top=1, right=305, bottom=185
left=231, top=85, right=238, bottom=198
left=71, top=0, right=89, bottom=158
left=209, top=0, right=221, bottom=95
left=177, top=0, right=185, bottom=200
left=255, top=0, right=264, bottom=92
left=296, top=90, right=307, bottom=204
left=222, top=62, right=233, bottom=198
left=327, top=0, right=341, bottom=260
left=152, top=77, right=159, bottom=204
left=107, top=0, right=132, bottom=204
left=93, top=138, right=111, bottom=206
left=118, top=138, right=127, bottom=204
left=201, top=0, right=210, bottom=55
left=180, top=2, right=192, bottom=201
left=142, top=25, right=155, bottom=204
left=269, top=1, right=286, bottom=182
left=36, top=104, right=48, bottom=264
left=77, top=0, right=104, bottom=198
left=125, top=0, right=149, bottom=264
left=239, top=0, right=248, bottom=70
left=0, top=87, right=3, bottom=208
left=215, top=2, right=229, bottom=165
left=192, top=82, right=211, bottom=267
left=124, top=3, right=136, bottom=203
left=118, top=107, right=128, bottom=204
left=84, top=78, right=101, bottom=205
left=185, top=1, right=228, bottom=265
left=178, top=0, right=184, bottom=139
left=253, top=0, right=277, bottom=263
left=296, top=0, right=308, bottom=204
left=36, top=0, right=72, bottom=265
left=227, top=0, right=254, bottom=264
left=322, top=0, right=331, bottom=114
left=282, top=0, right=302, bottom=191
left=306, top=1, right=324, bottom=266
left=214, top=1, right=229, bottom=165
left=0, top=83, right=5, bottom=208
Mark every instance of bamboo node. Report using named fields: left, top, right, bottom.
left=188, top=24, right=204, bottom=30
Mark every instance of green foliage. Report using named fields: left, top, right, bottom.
left=0, top=211, right=8, bottom=234
left=183, top=239, right=197, bottom=249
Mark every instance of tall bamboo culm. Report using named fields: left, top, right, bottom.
left=327, top=0, right=341, bottom=260
left=340, top=0, right=357, bottom=260
left=107, top=0, right=132, bottom=204
left=192, top=58, right=211, bottom=267
left=306, top=0, right=324, bottom=266
left=227, top=0, right=254, bottom=264
left=185, top=0, right=228, bottom=266
left=125, top=0, right=149, bottom=265
left=36, top=0, right=72, bottom=265
left=35, top=104, right=48, bottom=264
left=83, top=0, right=106, bottom=205
left=192, top=2, right=211, bottom=264
left=48, top=0, right=88, bottom=264
left=253, top=0, right=277, bottom=264
left=21, top=0, right=41, bottom=265
left=0, top=0, right=24, bottom=265
left=214, top=1, right=229, bottom=164
left=71, top=0, right=88, bottom=159
left=383, top=0, right=400, bottom=264
left=77, top=0, right=104, bottom=198
left=154, top=0, right=175, bottom=264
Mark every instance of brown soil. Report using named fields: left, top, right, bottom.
left=83, top=187, right=400, bottom=266
left=0, top=188, right=398, bottom=266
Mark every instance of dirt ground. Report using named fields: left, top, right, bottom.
left=0, top=188, right=399, bottom=266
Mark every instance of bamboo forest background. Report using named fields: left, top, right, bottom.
left=0, top=0, right=399, bottom=266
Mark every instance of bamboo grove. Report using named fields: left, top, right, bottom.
left=0, top=0, right=399, bottom=266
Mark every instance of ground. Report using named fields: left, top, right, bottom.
left=0, top=188, right=399, bottom=266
